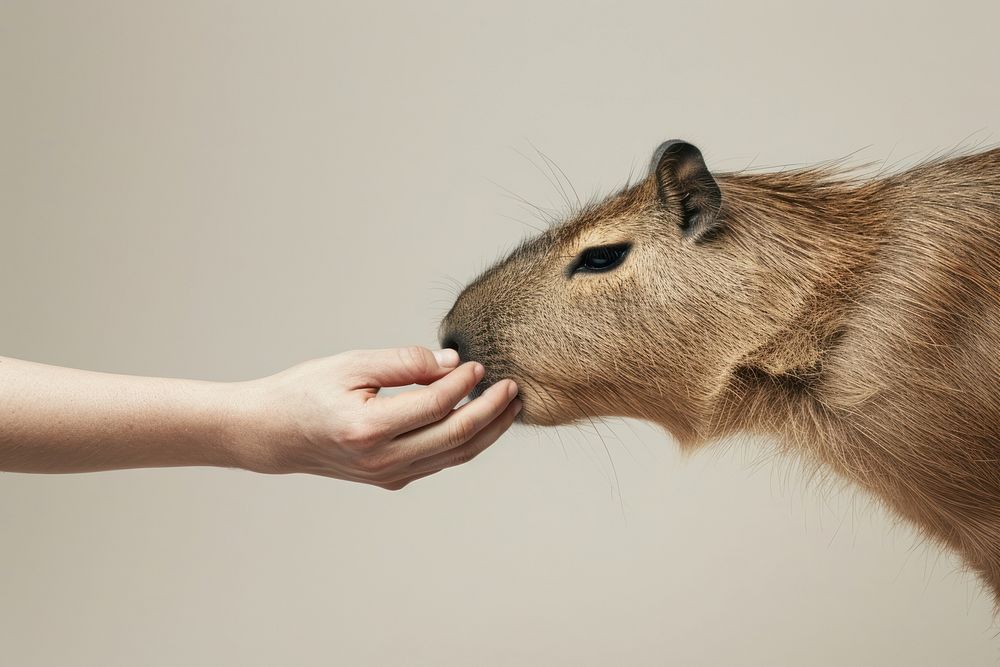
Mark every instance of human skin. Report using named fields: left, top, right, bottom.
left=0, top=346, right=520, bottom=489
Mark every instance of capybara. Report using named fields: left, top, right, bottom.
left=441, top=140, right=1000, bottom=601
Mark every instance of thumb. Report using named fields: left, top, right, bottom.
left=345, top=346, right=461, bottom=389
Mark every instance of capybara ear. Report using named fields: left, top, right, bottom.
left=650, top=140, right=722, bottom=241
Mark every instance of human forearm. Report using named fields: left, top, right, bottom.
left=0, top=356, right=241, bottom=473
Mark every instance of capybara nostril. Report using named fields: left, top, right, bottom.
left=440, top=336, right=458, bottom=356
left=438, top=332, right=468, bottom=364
left=439, top=328, right=495, bottom=399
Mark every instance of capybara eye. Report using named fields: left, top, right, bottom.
left=571, top=243, right=631, bottom=275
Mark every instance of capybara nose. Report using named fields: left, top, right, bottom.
left=439, top=330, right=469, bottom=364
left=439, top=329, right=491, bottom=398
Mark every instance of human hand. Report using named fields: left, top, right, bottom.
left=228, top=346, right=521, bottom=489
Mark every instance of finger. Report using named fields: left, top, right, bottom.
left=365, top=361, right=485, bottom=437
left=405, top=398, right=522, bottom=475
left=389, top=378, right=518, bottom=460
left=378, top=469, right=436, bottom=491
left=343, top=346, right=460, bottom=389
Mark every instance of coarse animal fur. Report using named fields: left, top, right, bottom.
left=439, top=139, right=1000, bottom=603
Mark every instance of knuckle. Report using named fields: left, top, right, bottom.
left=380, top=482, right=405, bottom=491
left=426, top=391, right=453, bottom=421
left=447, top=417, right=476, bottom=449
left=400, top=345, right=434, bottom=376
left=338, top=349, right=363, bottom=365
left=359, top=454, right=393, bottom=476
left=379, top=477, right=410, bottom=491
left=335, top=349, right=367, bottom=373
left=448, top=439, right=493, bottom=468
left=448, top=451, right=477, bottom=468
left=338, top=421, right=376, bottom=448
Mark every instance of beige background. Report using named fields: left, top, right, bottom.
left=2, top=1, right=999, bottom=665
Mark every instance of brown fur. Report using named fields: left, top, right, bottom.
left=440, top=142, right=1000, bottom=602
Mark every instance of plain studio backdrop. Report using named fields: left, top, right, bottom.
left=2, top=2, right=999, bottom=665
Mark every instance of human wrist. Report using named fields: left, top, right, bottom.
left=211, top=377, right=283, bottom=474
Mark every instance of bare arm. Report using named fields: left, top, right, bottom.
left=0, top=347, right=520, bottom=489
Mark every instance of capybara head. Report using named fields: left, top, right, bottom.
left=440, top=140, right=829, bottom=442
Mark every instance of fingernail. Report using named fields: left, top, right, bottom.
left=506, top=381, right=518, bottom=401
left=472, top=363, right=485, bottom=380
left=433, top=348, right=460, bottom=367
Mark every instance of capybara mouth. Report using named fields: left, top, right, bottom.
left=469, top=378, right=491, bottom=401
left=468, top=373, right=530, bottom=423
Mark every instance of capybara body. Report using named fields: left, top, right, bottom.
left=440, top=140, right=1000, bottom=600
